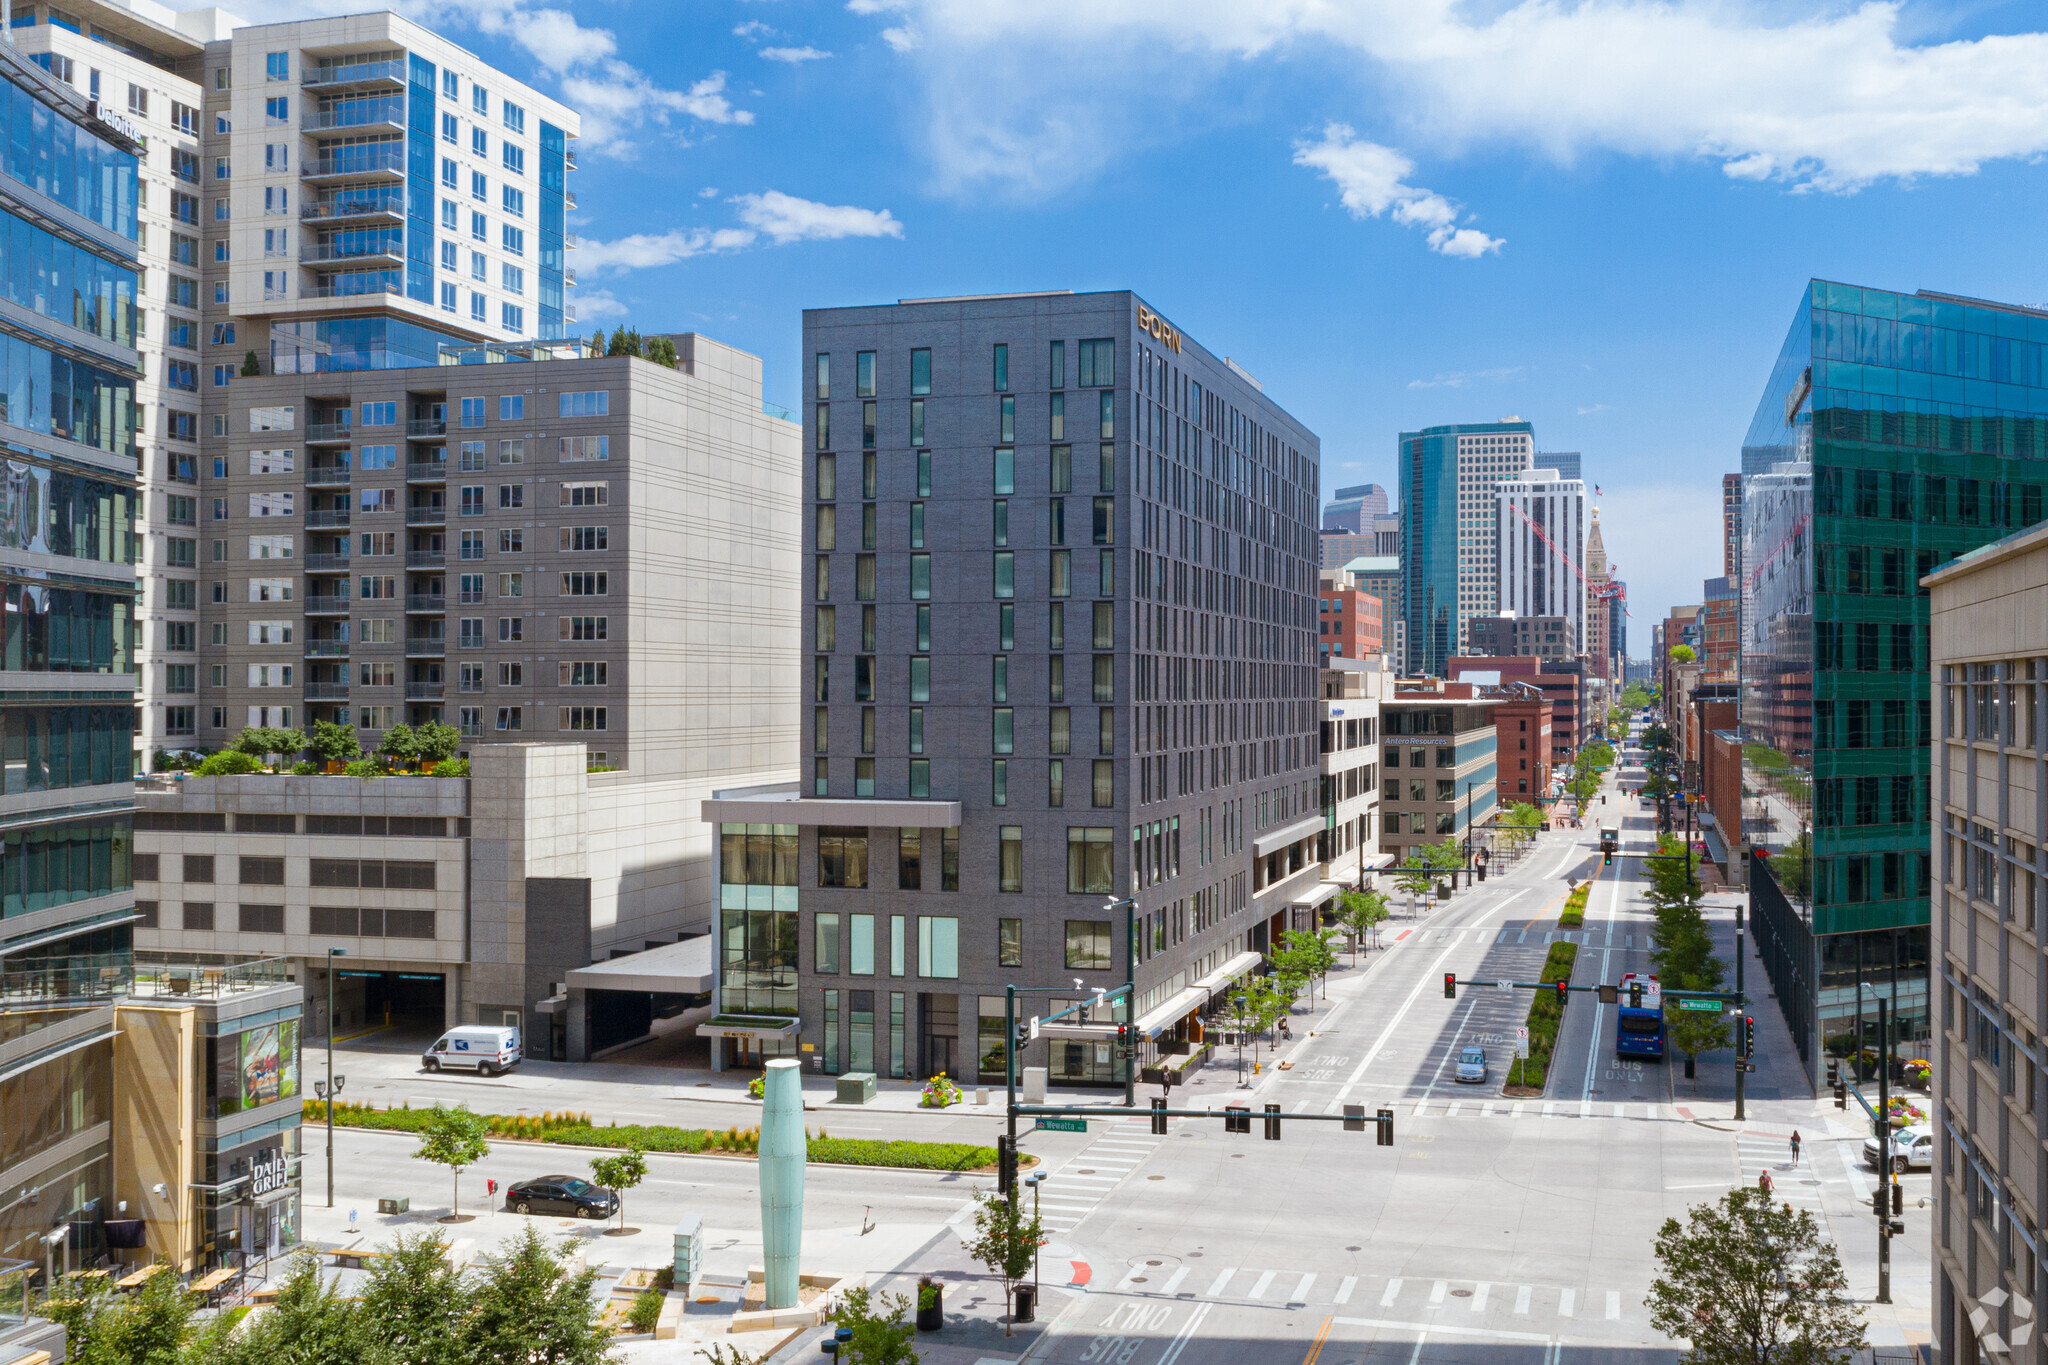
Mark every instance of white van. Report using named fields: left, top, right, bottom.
left=422, top=1025, right=521, bottom=1075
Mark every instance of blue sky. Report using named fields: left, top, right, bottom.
left=225, top=0, right=2048, bottom=637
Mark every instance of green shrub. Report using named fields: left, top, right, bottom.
left=292, top=761, right=317, bottom=775
left=628, top=1287, right=664, bottom=1333
left=195, top=749, right=261, bottom=776
left=343, top=759, right=379, bottom=777
left=1505, top=941, right=1579, bottom=1090
left=806, top=1137, right=998, bottom=1170
left=1558, top=884, right=1590, bottom=928
left=431, top=757, right=470, bottom=777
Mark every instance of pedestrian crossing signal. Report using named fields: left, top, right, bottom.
left=1443, top=973, right=1457, bottom=999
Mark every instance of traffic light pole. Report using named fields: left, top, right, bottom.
left=1875, top=994, right=1891, bottom=1305
left=1734, top=902, right=1746, bottom=1123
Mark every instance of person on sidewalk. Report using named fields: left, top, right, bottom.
left=1790, top=1130, right=1802, bottom=1165
left=1758, top=1169, right=1774, bottom=1198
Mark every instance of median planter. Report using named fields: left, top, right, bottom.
left=917, top=1278, right=945, bottom=1331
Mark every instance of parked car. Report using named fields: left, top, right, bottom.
left=1453, top=1045, right=1487, bottom=1084
left=1864, top=1124, right=1933, bottom=1173
left=422, top=1025, right=522, bottom=1075
left=504, top=1175, right=619, bottom=1218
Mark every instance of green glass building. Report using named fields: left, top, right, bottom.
left=1742, top=280, right=2048, bottom=1067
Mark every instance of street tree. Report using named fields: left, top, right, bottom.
left=828, top=1283, right=921, bottom=1365
left=1498, top=802, right=1544, bottom=854
left=1664, top=1008, right=1734, bottom=1092
left=1269, top=928, right=1336, bottom=1004
left=41, top=1264, right=198, bottom=1365
left=1645, top=1187, right=1866, bottom=1365
left=411, top=1103, right=491, bottom=1220
left=462, top=1222, right=612, bottom=1365
left=211, top=1251, right=369, bottom=1365
left=963, top=1185, right=1045, bottom=1335
left=1225, top=977, right=1289, bottom=1074
left=1334, top=889, right=1389, bottom=961
left=1392, top=855, right=1437, bottom=904
left=358, top=1230, right=466, bottom=1365
left=589, top=1144, right=650, bottom=1234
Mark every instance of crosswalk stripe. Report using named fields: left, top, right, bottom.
left=1542, top=1102, right=1556, bottom=1118
left=1514, top=1286, right=1531, bottom=1315
left=1249, top=1271, right=1276, bottom=1300
left=1613, top=1104, right=1627, bottom=1119
left=1471, top=1283, right=1489, bottom=1311
left=1160, top=1266, right=1189, bottom=1296
left=1208, top=1269, right=1236, bottom=1298
left=1517, top=930, right=1528, bottom=943
left=1606, top=1291, right=1621, bottom=1320
left=1559, top=1288, right=1575, bottom=1318
left=1381, top=1278, right=1402, bottom=1307
left=1512, top=1102, right=1525, bottom=1118
left=1115, top=1265, right=1146, bottom=1292
left=1293, top=1273, right=1316, bottom=1302
left=1429, top=1281, right=1446, bottom=1305
left=1037, top=1201, right=1101, bottom=1213
left=1447, top=1102, right=1463, bottom=1117
left=1335, top=1277, right=1356, bottom=1305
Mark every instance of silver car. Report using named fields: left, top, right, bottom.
left=1454, top=1045, right=1487, bottom=1084
left=1864, top=1124, right=1933, bottom=1173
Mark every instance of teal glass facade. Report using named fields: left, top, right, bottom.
left=1741, top=280, right=2048, bottom=1054
left=1398, top=420, right=1535, bottom=676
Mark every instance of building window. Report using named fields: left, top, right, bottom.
left=1066, top=827, right=1114, bottom=893
left=1064, top=920, right=1112, bottom=970
left=818, top=827, right=869, bottom=888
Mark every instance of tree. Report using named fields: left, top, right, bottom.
left=41, top=1267, right=196, bottom=1365
left=412, top=719, right=462, bottom=766
left=461, top=1223, right=612, bottom=1365
left=412, top=1103, right=491, bottom=1220
left=963, top=1185, right=1044, bottom=1335
left=1669, top=643, right=1697, bottom=663
left=1645, top=1187, right=1867, bottom=1365
left=1334, top=889, right=1389, bottom=961
left=232, top=725, right=305, bottom=762
left=211, top=1251, right=367, bottom=1365
left=1498, top=801, right=1544, bottom=852
left=357, top=1231, right=466, bottom=1365
left=1392, top=854, right=1437, bottom=901
left=828, top=1283, right=921, bottom=1365
left=378, top=722, right=422, bottom=770
left=589, top=1145, right=649, bottom=1234
left=1226, top=976, right=1289, bottom=1072
left=308, top=718, right=362, bottom=766
left=1665, top=1008, right=1734, bottom=1092
left=1269, top=928, right=1334, bottom=1004
left=194, top=749, right=261, bottom=776
left=1762, top=832, right=1812, bottom=904
left=645, top=334, right=678, bottom=368
left=241, top=350, right=261, bottom=377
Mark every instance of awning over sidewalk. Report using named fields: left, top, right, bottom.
left=565, top=935, right=713, bottom=995
left=1700, top=826, right=1732, bottom=867
left=1292, top=881, right=1346, bottom=912
left=1193, top=950, right=1263, bottom=999
left=1132, top=985, right=1209, bottom=1039
left=699, top=1014, right=800, bottom=1042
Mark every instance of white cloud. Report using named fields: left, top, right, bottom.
left=761, top=46, right=833, bottom=63
left=844, top=0, right=2048, bottom=198
left=1577, top=403, right=1614, bottom=416
left=698, top=187, right=721, bottom=198
left=580, top=192, right=903, bottom=273
left=731, top=190, right=904, bottom=244
left=1297, top=122, right=1502, bottom=256
left=1406, top=366, right=1522, bottom=390
left=733, top=21, right=775, bottom=39
left=575, top=288, right=631, bottom=321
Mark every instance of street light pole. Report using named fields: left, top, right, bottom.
left=325, top=946, right=346, bottom=1208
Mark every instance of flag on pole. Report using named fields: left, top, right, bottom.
left=1594, top=484, right=1604, bottom=496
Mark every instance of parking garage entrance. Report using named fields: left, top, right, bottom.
left=332, top=970, right=446, bottom=1038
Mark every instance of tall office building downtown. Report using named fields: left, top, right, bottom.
left=1741, top=280, right=2048, bottom=1064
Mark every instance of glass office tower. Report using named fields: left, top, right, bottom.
left=1742, top=280, right=2048, bottom=1068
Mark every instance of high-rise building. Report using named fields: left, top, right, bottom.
left=1316, top=575, right=1382, bottom=660
left=1465, top=613, right=1575, bottom=663
left=702, top=290, right=1324, bottom=1085
left=1495, top=467, right=1586, bottom=654
left=1583, top=506, right=1612, bottom=684
left=0, top=37, right=145, bottom=1317
left=1371, top=510, right=1401, bottom=557
left=1534, top=451, right=1580, bottom=481
left=1925, top=524, right=2048, bottom=1365
left=1341, top=555, right=1402, bottom=670
left=1721, top=471, right=1742, bottom=579
left=1320, top=481, right=1388, bottom=532
left=1316, top=527, right=1375, bottom=569
left=1608, top=579, right=1627, bottom=667
left=1379, top=679, right=1498, bottom=866
left=1399, top=419, right=1533, bottom=676
left=1699, top=576, right=1737, bottom=680
left=1742, top=279, right=2048, bottom=1074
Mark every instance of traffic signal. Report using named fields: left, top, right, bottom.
left=1741, top=1016, right=1755, bottom=1056
left=1629, top=982, right=1644, bottom=1009
left=1604, top=850, right=1614, bottom=866
left=1555, top=979, right=1569, bottom=1007
left=1873, top=1188, right=1904, bottom=1235
left=1375, top=1107, right=1394, bottom=1146
left=997, top=1135, right=1017, bottom=1195
left=1825, top=1059, right=1839, bottom=1087
left=1224, top=1104, right=1250, bottom=1134
left=1150, top=1096, right=1168, bottom=1136
left=1892, top=1182, right=1904, bottom=1216
left=1263, top=1103, right=1281, bottom=1141
left=1443, top=973, right=1457, bottom=999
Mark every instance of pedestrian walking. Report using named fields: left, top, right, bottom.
left=1790, top=1131, right=1802, bottom=1165
left=1758, top=1169, right=1774, bottom=1197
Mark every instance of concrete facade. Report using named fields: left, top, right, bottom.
left=1495, top=468, right=1587, bottom=653
left=1320, top=657, right=1388, bottom=886
left=1379, top=681, right=1499, bottom=865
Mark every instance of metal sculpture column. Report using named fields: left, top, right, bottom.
left=759, top=1057, right=806, bottom=1309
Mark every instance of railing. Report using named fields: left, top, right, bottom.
left=305, top=422, right=353, bottom=443
left=131, top=953, right=293, bottom=1000
left=405, top=637, right=446, bottom=656
left=564, top=266, right=576, bottom=287
left=304, top=640, right=351, bottom=657
left=304, top=552, right=351, bottom=571
left=405, top=505, right=446, bottom=525
left=407, top=419, right=446, bottom=437
left=303, top=682, right=350, bottom=700
left=305, top=102, right=405, bottom=132
left=311, top=280, right=402, bottom=300
left=405, top=683, right=444, bottom=701
left=406, top=550, right=445, bottom=568
left=304, top=596, right=351, bottom=614
left=303, top=60, right=406, bottom=87
left=764, top=401, right=798, bottom=422
left=302, top=194, right=405, bottom=221
left=305, top=509, right=351, bottom=528
left=305, top=466, right=351, bottom=486
left=405, top=595, right=446, bottom=612
left=309, top=150, right=406, bottom=177
left=304, top=242, right=403, bottom=264
left=406, top=461, right=447, bottom=481
left=565, top=148, right=577, bottom=170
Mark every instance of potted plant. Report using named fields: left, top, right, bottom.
left=747, top=1073, right=766, bottom=1099
left=916, top=1277, right=944, bottom=1332
left=920, top=1073, right=961, bottom=1108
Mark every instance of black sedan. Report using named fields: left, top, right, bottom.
left=504, top=1175, right=618, bottom=1219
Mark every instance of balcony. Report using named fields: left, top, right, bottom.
left=405, top=505, right=446, bottom=527
left=405, top=682, right=445, bottom=701
left=407, top=419, right=446, bottom=438
left=304, top=596, right=351, bottom=615
left=304, top=640, right=351, bottom=657
left=305, top=423, right=354, bottom=444
left=308, top=149, right=406, bottom=180
left=304, top=552, right=351, bottom=572
left=305, top=103, right=405, bottom=134
left=405, top=594, right=446, bottom=613
left=405, top=550, right=445, bottom=569
left=565, top=148, right=577, bottom=170
left=305, top=466, right=351, bottom=487
left=406, top=461, right=447, bottom=482
left=405, top=637, right=446, bottom=657
left=302, top=193, right=405, bottom=224
left=303, top=682, right=350, bottom=700
left=302, top=60, right=406, bottom=89
left=311, top=279, right=402, bottom=300
left=305, top=509, right=351, bottom=529
left=564, top=189, right=577, bottom=212
left=305, top=241, right=404, bottom=266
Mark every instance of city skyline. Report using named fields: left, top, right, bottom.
left=141, top=0, right=2048, bottom=630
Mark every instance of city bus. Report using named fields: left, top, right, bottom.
left=1616, top=971, right=1665, bottom=1060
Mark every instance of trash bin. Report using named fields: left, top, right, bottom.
left=835, top=1071, right=877, bottom=1105
left=1014, top=1284, right=1037, bottom=1323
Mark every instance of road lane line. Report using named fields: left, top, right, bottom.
left=1514, top=1285, right=1532, bottom=1314
left=1160, top=1266, right=1190, bottom=1296
left=1325, top=931, right=1472, bottom=1110
left=1381, top=1278, right=1402, bottom=1307
left=1302, top=1314, right=1334, bottom=1365
left=1335, top=1319, right=1553, bottom=1345
left=1207, top=1268, right=1237, bottom=1298
left=1156, top=1302, right=1213, bottom=1365
left=1250, top=1271, right=1277, bottom=1299
left=1335, top=1276, right=1356, bottom=1305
